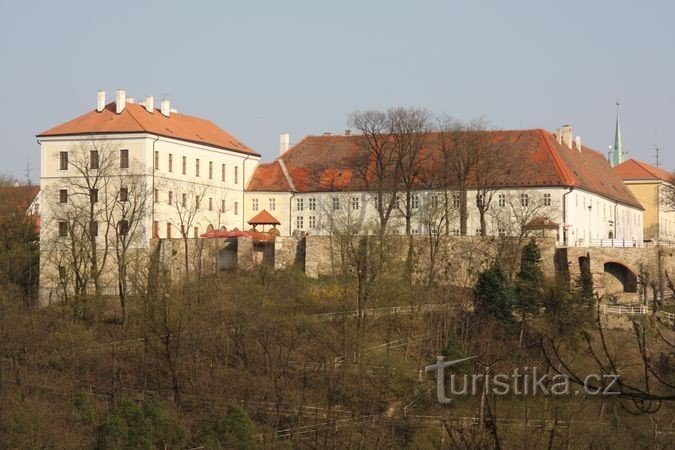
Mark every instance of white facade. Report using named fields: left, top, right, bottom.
left=270, top=186, right=643, bottom=246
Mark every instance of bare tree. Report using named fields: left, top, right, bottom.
left=168, top=181, right=211, bottom=277
left=349, top=110, right=400, bottom=235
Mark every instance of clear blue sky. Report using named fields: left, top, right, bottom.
left=1, top=0, right=673, bottom=182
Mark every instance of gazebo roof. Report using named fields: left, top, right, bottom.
left=247, top=209, right=281, bottom=225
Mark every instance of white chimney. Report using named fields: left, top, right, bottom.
left=560, top=124, right=573, bottom=149
left=170, top=108, right=178, bottom=114
left=145, top=96, right=154, bottom=113
left=280, top=133, right=290, bottom=155
left=160, top=99, right=170, bottom=117
left=115, top=89, right=126, bottom=114
left=96, top=90, right=106, bottom=112
left=126, top=97, right=134, bottom=104
left=344, top=129, right=352, bottom=136
left=575, top=136, right=581, bottom=152
left=556, top=128, right=562, bottom=144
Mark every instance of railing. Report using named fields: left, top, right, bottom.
left=589, top=239, right=644, bottom=248
left=601, top=304, right=649, bottom=315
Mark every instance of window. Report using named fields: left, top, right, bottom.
left=154, top=188, right=159, bottom=203
left=195, top=159, right=200, bottom=177
left=182, top=156, right=187, bottom=175
left=118, top=220, right=129, bottom=235
left=209, top=161, right=213, bottom=179
left=269, top=198, right=276, bottom=211
left=89, top=221, right=98, bottom=237
left=90, top=150, right=99, bottom=169
left=168, top=191, right=173, bottom=205
left=520, top=193, right=529, bottom=207
left=194, top=227, right=199, bottom=238
left=153, top=221, right=159, bottom=238
left=59, top=189, right=68, bottom=203
left=166, top=223, right=172, bottom=239
left=309, top=198, right=316, bottom=210
left=58, top=221, right=68, bottom=237
left=333, top=197, right=340, bottom=211
left=119, top=187, right=128, bottom=202
left=154, top=151, right=159, bottom=170
left=296, top=216, right=304, bottom=229
left=58, top=266, right=66, bottom=282
left=59, top=151, right=68, bottom=170
left=234, top=166, right=239, bottom=184
left=452, top=228, right=460, bottom=236
left=234, top=201, right=239, bottom=215
left=120, top=149, right=129, bottom=168
left=221, top=164, right=226, bottom=181
left=297, top=198, right=304, bottom=211
left=452, top=193, right=460, bottom=208
left=431, top=194, right=439, bottom=209
left=209, top=197, right=213, bottom=211
left=168, top=154, right=173, bottom=172
left=252, top=198, right=259, bottom=211
left=195, top=195, right=201, bottom=208
left=182, top=193, right=187, bottom=207
left=221, top=199, right=225, bottom=212
left=544, top=193, right=551, bottom=206
left=476, top=194, right=484, bottom=207
left=90, top=189, right=98, bottom=203
left=351, top=196, right=360, bottom=210
left=498, top=228, right=506, bottom=237
left=411, top=194, right=419, bottom=209
left=498, top=194, right=505, bottom=207
left=309, top=216, right=316, bottom=228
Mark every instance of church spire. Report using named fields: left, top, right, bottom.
left=612, top=100, right=624, bottom=166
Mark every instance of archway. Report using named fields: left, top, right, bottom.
left=603, top=261, right=637, bottom=293
left=206, top=224, right=214, bottom=232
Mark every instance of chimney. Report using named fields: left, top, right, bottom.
left=145, top=96, right=154, bottom=113
left=560, top=124, right=573, bottom=149
left=279, top=133, right=290, bottom=155
left=96, top=90, right=106, bottom=112
left=344, top=129, right=352, bottom=136
left=115, top=89, right=126, bottom=114
left=170, top=108, right=178, bottom=114
left=160, top=99, right=170, bottom=117
left=575, top=136, right=581, bottom=152
left=556, top=128, right=562, bottom=144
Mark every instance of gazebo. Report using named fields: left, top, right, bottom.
left=247, top=209, right=281, bottom=234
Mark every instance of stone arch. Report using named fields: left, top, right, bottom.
left=206, top=224, right=214, bottom=232
left=603, top=261, right=637, bottom=293
left=220, top=225, right=227, bottom=231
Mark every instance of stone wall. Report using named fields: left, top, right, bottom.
left=304, top=235, right=557, bottom=287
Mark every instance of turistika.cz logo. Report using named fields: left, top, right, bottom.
left=425, top=356, right=620, bottom=404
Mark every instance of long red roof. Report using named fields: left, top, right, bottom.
left=247, top=129, right=642, bottom=209
left=37, top=102, right=259, bottom=157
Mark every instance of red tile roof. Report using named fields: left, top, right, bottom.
left=247, top=209, right=281, bottom=225
left=614, top=158, right=673, bottom=182
left=247, top=129, right=642, bottom=209
left=37, top=102, right=259, bottom=156
left=246, top=161, right=291, bottom=191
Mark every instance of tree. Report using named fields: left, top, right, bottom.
left=349, top=110, right=400, bottom=235
left=514, top=240, right=544, bottom=346
left=204, top=402, right=255, bottom=450
left=0, top=178, right=39, bottom=305
left=474, top=261, right=515, bottom=324
left=437, top=118, right=489, bottom=236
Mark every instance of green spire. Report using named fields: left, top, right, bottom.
left=612, top=100, right=623, bottom=166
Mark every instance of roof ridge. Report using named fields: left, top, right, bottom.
left=278, top=159, right=296, bottom=192
left=124, top=104, right=148, bottom=131
left=537, top=129, right=575, bottom=186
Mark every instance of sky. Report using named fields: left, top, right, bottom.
left=1, top=0, right=674, bottom=183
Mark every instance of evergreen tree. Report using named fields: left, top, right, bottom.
left=204, top=402, right=256, bottom=450
left=474, top=261, right=515, bottom=324
left=514, top=240, right=545, bottom=344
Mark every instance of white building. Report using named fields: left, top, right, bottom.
left=246, top=127, right=643, bottom=245
left=37, top=90, right=260, bottom=299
